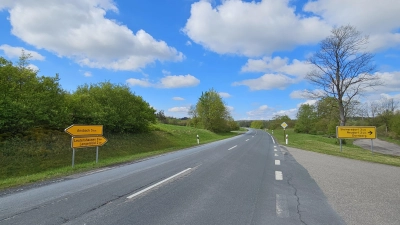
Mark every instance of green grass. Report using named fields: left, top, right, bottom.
left=0, top=123, right=239, bottom=190
left=271, top=128, right=400, bottom=167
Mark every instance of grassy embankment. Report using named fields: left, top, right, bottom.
left=0, top=124, right=244, bottom=190
left=271, top=128, right=400, bottom=167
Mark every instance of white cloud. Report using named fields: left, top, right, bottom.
left=0, top=44, right=45, bottom=60
left=126, top=74, right=200, bottom=88
left=160, top=75, right=200, bottom=88
left=219, top=92, right=231, bottom=98
left=246, top=105, right=271, bottom=117
left=186, top=41, right=192, bottom=46
left=126, top=78, right=152, bottom=87
left=173, top=97, right=185, bottom=101
left=290, top=89, right=325, bottom=99
left=183, top=0, right=330, bottom=57
left=168, top=107, right=189, bottom=113
left=233, top=73, right=295, bottom=90
left=241, top=56, right=312, bottom=79
left=304, top=0, right=400, bottom=52
left=365, top=71, right=400, bottom=93
left=83, top=71, right=92, bottom=77
left=272, top=108, right=298, bottom=120
left=27, top=64, right=38, bottom=71
left=1, top=0, right=183, bottom=71
left=297, top=100, right=317, bottom=108
left=226, top=105, right=234, bottom=112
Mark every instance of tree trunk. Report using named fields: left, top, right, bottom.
left=338, top=98, right=346, bottom=126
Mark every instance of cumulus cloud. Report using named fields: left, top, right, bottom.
left=297, top=100, right=317, bottom=108
left=160, top=75, right=200, bottom=88
left=272, top=108, right=298, bottom=119
left=233, top=73, right=295, bottom=90
left=168, top=107, right=189, bottom=113
left=173, top=97, right=185, bottom=101
left=1, top=0, right=183, bottom=71
left=304, top=0, right=400, bottom=52
left=83, top=71, right=92, bottom=77
left=365, top=71, right=400, bottom=93
left=246, top=105, right=271, bottom=117
left=183, top=0, right=330, bottom=57
left=290, top=89, right=325, bottom=99
left=27, top=64, right=39, bottom=71
left=241, top=56, right=312, bottom=79
left=219, top=92, right=231, bottom=98
left=226, top=105, right=234, bottom=112
left=126, top=74, right=200, bottom=88
left=0, top=44, right=45, bottom=60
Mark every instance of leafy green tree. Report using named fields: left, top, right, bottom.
left=196, top=88, right=231, bottom=132
left=250, top=120, right=263, bottom=129
left=69, top=82, right=156, bottom=133
left=269, top=115, right=293, bottom=130
left=295, top=104, right=317, bottom=134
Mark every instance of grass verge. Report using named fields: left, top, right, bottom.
left=0, top=123, right=240, bottom=190
left=271, top=128, right=400, bottom=167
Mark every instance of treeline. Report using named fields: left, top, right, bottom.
left=295, top=97, right=400, bottom=139
left=0, top=54, right=156, bottom=140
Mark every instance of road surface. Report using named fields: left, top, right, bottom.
left=1, top=129, right=345, bottom=225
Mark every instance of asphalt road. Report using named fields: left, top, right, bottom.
left=0, top=129, right=344, bottom=225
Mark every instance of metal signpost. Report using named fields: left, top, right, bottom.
left=65, top=125, right=107, bottom=167
left=336, top=126, right=376, bottom=152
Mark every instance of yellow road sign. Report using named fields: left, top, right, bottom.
left=336, top=126, right=376, bottom=139
left=281, top=122, right=288, bottom=129
left=65, top=125, right=103, bottom=136
left=71, top=136, right=108, bottom=148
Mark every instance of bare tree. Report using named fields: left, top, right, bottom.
left=306, top=25, right=382, bottom=126
left=380, top=97, right=399, bottom=113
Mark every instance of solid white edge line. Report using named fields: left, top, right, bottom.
left=275, top=160, right=280, bottom=165
left=127, top=168, right=192, bottom=199
left=228, top=145, right=237, bottom=150
left=275, top=171, right=283, bottom=180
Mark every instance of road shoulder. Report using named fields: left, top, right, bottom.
left=282, top=145, right=400, bottom=225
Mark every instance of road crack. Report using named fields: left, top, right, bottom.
left=287, top=174, right=307, bottom=225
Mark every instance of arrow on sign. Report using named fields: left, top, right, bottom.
left=368, top=131, right=373, bottom=135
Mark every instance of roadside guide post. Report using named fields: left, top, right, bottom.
left=65, top=125, right=107, bottom=167
left=285, top=134, right=288, bottom=145
left=281, top=122, right=288, bottom=143
left=197, top=134, right=199, bottom=145
left=336, top=126, right=376, bottom=153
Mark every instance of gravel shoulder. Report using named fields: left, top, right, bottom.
left=353, top=139, right=400, bottom=156
left=284, top=146, right=400, bottom=225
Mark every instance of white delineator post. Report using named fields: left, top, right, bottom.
left=285, top=134, right=288, bottom=145
left=197, top=134, right=199, bottom=144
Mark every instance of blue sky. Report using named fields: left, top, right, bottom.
left=1, top=0, right=399, bottom=120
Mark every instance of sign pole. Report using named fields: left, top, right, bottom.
left=96, top=146, right=99, bottom=163
left=371, top=139, right=373, bottom=153
left=340, top=139, right=342, bottom=152
left=72, top=148, right=75, bottom=168
left=283, top=128, right=286, bottom=142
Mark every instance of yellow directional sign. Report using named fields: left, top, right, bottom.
left=336, top=126, right=376, bottom=139
left=65, top=125, right=103, bottom=136
left=71, top=136, right=108, bottom=148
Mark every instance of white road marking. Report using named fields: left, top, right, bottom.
left=246, top=139, right=250, bottom=141
left=276, top=194, right=289, bottom=218
left=275, top=171, right=283, bottom=180
left=127, top=168, right=192, bottom=199
left=228, top=145, right=237, bottom=151
left=252, top=136, right=254, bottom=138
left=274, top=149, right=277, bottom=152
left=275, top=160, right=280, bottom=165
left=274, top=153, right=278, bottom=157
left=272, top=138, right=275, bottom=144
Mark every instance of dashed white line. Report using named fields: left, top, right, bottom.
left=228, top=145, right=237, bottom=151
left=246, top=139, right=250, bottom=141
left=275, top=160, right=281, bottom=165
left=127, top=168, right=192, bottom=199
left=276, top=194, right=289, bottom=218
left=274, top=153, right=278, bottom=157
left=274, top=149, right=277, bottom=152
left=275, top=171, right=283, bottom=180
